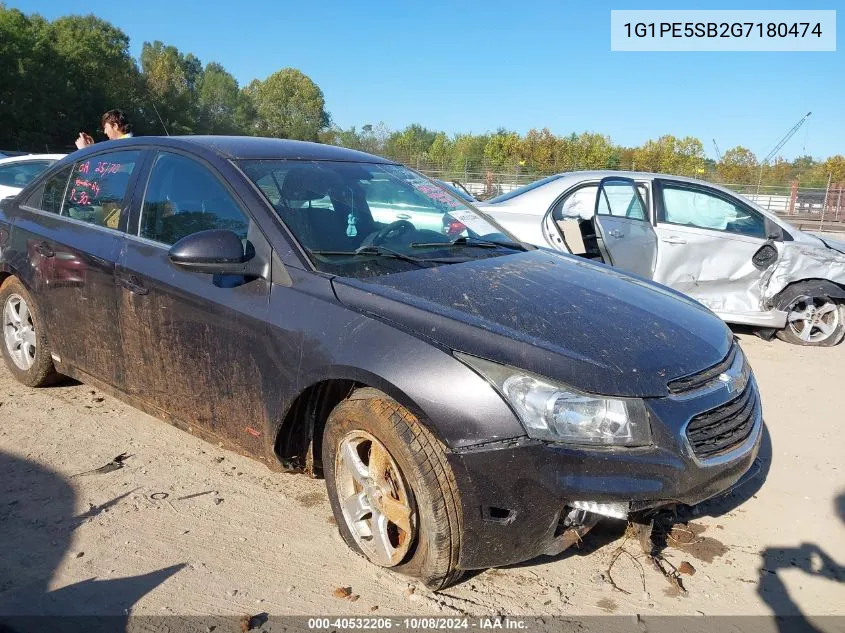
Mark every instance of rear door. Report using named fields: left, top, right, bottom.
left=593, top=177, right=658, bottom=279
left=13, top=149, right=145, bottom=388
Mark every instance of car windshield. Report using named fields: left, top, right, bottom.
left=239, top=160, right=521, bottom=277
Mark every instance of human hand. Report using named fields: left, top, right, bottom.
left=75, top=132, right=94, bottom=149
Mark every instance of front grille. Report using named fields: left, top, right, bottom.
left=668, top=344, right=737, bottom=395
left=685, top=383, right=758, bottom=459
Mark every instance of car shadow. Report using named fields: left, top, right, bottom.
left=0, top=449, right=185, bottom=630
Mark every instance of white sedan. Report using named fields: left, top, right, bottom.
left=476, top=171, right=845, bottom=346
left=0, top=154, right=66, bottom=200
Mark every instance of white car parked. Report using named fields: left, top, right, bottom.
left=476, top=171, right=845, bottom=346
left=0, top=154, right=66, bottom=200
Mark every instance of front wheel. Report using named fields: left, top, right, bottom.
left=0, top=276, right=58, bottom=386
left=776, top=296, right=845, bottom=347
left=322, top=393, right=464, bottom=590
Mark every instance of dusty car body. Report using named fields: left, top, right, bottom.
left=477, top=171, right=845, bottom=346
left=1, top=138, right=762, bottom=588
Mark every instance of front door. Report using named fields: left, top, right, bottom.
left=593, top=177, right=658, bottom=279
left=117, top=150, right=275, bottom=451
left=652, top=179, right=775, bottom=318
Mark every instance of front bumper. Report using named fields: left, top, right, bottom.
left=446, top=395, right=763, bottom=570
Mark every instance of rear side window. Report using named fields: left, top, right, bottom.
left=139, top=152, right=249, bottom=246
left=34, top=167, right=73, bottom=214
left=64, top=150, right=141, bottom=229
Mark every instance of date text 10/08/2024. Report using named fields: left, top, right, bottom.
left=307, top=618, right=528, bottom=630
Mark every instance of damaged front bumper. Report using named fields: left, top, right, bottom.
left=446, top=381, right=763, bottom=570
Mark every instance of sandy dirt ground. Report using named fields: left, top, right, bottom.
left=0, top=331, right=843, bottom=625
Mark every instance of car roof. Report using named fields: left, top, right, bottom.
left=0, top=153, right=66, bottom=165
left=66, top=136, right=395, bottom=163
left=487, top=169, right=759, bottom=209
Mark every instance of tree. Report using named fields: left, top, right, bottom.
left=717, top=146, right=758, bottom=184
left=250, top=68, right=330, bottom=141
left=483, top=129, right=521, bottom=170
left=140, top=41, right=203, bottom=134
left=632, top=135, right=705, bottom=176
left=384, top=124, right=438, bottom=162
left=0, top=7, right=59, bottom=149
left=197, top=62, right=240, bottom=134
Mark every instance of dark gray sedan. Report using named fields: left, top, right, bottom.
left=0, top=137, right=761, bottom=588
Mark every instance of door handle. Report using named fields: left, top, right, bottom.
left=396, top=213, right=411, bottom=220
left=34, top=242, right=54, bottom=258
left=119, top=276, right=149, bottom=295
left=607, top=229, right=625, bottom=238
left=662, top=237, right=687, bottom=245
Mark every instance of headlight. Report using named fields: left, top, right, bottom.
left=456, top=353, right=652, bottom=446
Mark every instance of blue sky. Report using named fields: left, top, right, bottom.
left=10, top=0, right=844, bottom=159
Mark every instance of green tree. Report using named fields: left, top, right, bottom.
left=717, top=146, right=758, bottom=184
left=0, top=7, right=59, bottom=149
left=483, top=129, right=521, bottom=170
left=197, top=62, right=240, bottom=134
left=140, top=41, right=203, bottom=134
left=250, top=68, right=330, bottom=141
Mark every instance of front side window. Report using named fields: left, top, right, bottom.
left=660, top=185, right=766, bottom=237
left=140, top=152, right=249, bottom=246
left=64, top=150, right=141, bottom=229
left=240, top=160, right=515, bottom=277
left=0, top=161, right=55, bottom=188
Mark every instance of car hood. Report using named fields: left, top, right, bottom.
left=331, top=250, right=733, bottom=398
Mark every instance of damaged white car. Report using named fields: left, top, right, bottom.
left=476, top=171, right=845, bottom=346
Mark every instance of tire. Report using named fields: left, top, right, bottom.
left=0, top=276, right=58, bottom=386
left=776, top=295, right=845, bottom=347
left=323, top=393, right=464, bottom=590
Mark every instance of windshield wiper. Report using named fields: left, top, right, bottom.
left=409, top=236, right=529, bottom=251
left=311, top=245, right=462, bottom=268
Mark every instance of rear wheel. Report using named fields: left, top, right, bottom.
left=776, top=296, right=845, bottom=347
left=323, top=393, right=463, bottom=590
left=0, top=277, right=57, bottom=386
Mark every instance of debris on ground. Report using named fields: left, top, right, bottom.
left=72, top=452, right=131, bottom=477
left=333, top=587, right=352, bottom=599
left=75, top=552, right=84, bottom=558
left=240, top=613, right=268, bottom=632
left=176, top=490, right=214, bottom=501
left=679, top=561, right=697, bottom=576
left=650, top=554, right=688, bottom=594
left=150, top=492, right=169, bottom=501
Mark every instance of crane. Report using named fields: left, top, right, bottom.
left=712, top=139, right=722, bottom=162
left=756, top=111, right=812, bottom=194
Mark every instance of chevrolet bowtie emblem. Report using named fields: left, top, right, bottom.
left=718, top=372, right=737, bottom=393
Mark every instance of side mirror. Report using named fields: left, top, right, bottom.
left=168, top=229, right=250, bottom=275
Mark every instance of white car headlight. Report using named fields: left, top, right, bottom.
left=456, top=353, right=652, bottom=446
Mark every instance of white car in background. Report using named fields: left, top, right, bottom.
left=476, top=171, right=845, bottom=347
left=0, top=154, right=66, bottom=200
